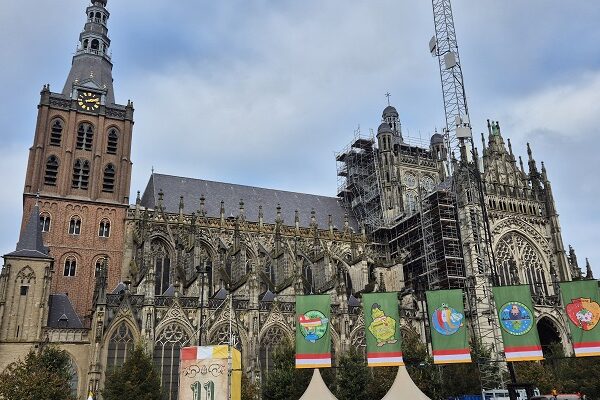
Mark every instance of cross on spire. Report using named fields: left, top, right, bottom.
left=385, top=92, right=391, bottom=106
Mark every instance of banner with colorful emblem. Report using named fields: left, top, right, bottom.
left=492, top=285, right=543, bottom=361
left=559, top=280, right=600, bottom=357
left=426, top=289, right=471, bottom=364
left=296, top=295, right=332, bottom=368
left=363, top=292, right=404, bottom=367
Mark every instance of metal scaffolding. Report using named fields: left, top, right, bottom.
left=336, top=132, right=384, bottom=231
left=373, top=187, right=465, bottom=291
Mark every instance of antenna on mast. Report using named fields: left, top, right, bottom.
left=430, top=0, right=473, bottom=173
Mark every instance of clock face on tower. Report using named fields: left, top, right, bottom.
left=77, top=91, right=100, bottom=111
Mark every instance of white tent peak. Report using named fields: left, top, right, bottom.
left=299, top=369, right=338, bottom=400
left=382, top=366, right=431, bottom=400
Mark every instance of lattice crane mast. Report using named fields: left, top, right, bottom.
left=429, top=0, right=506, bottom=391
left=429, top=0, right=473, bottom=172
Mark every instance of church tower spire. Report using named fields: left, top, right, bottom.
left=19, top=0, right=134, bottom=319
left=63, top=0, right=116, bottom=104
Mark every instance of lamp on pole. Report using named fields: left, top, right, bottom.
left=196, top=260, right=209, bottom=346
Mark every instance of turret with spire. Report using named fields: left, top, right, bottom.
left=0, top=204, right=54, bottom=342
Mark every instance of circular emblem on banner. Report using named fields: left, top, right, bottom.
left=565, top=298, right=600, bottom=331
left=298, top=310, right=329, bottom=343
left=499, top=302, right=533, bottom=336
left=431, top=303, right=464, bottom=336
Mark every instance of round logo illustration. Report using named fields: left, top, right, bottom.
left=565, top=298, right=600, bottom=331
left=298, top=310, right=329, bottom=343
left=499, top=302, right=533, bottom=336
left=431, top=303, right=464, bottom=336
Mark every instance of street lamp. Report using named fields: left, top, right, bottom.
left=196, top=260, right=210, bottom=346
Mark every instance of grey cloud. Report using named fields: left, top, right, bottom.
left=0, top=1, right=598, bottom=276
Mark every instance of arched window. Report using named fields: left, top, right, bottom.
left=76, top=123, right=94, bottom=151
left=71, top=159, right=90, bottom=189
left=44, top=156, right=59, bottom=186
left=64, top=257, right=77, bottom=277
left=406, top=191, right=417, bottom=214
left=259, top=325, right=288, bottom=377
left=49, top=119, right=63, bottom=146
left=95, top=256, right=108, bottom=277
left=153, top=323, right=189, bottom=400
left=98, top=220, right=110, bottom=237
left=106, top=129, right=118, bottom=154
left=107, top=323, right=135, bottom=369
left=40, top=213, right=51, bottom=232
left=91, top=39, right=99, bottom=51
left=152, top=240, right=171, bottom=295
left=495, top=232, right=548, bottom=295
left=210, top=324, right=243, bottom=353
left=302, top=259, right=314, bottom=294
left=102, top=164, right=116, bottom=193
left=69, top=216, right=81, bottom=235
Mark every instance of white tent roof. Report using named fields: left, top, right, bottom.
left=299, top=369, right=338, bottom=400
left=382, top=366, right=431, bottom=400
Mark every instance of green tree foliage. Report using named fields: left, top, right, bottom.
left=102, top=343, right=162, bottom=400
left=241, top=372, right=261, bottom=400
left=437, top=340, right=499, bottom=398
left=513, top=344, right=600, bottom=398
left=403, top=328, right=442, bottom=399
left=262, top=341, right=311, bottom=400
left=336, top=347, right=371, bottom=400
left=0, top=346, right=76, bottom=400
left=367, top=366, right=398, bottom=399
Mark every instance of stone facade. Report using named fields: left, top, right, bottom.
left=0, top=1, right=594, bottom=400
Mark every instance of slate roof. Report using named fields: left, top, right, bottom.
left=5, top=205, right=50, bottom=259
left=47, top=294, right=84, bottom=329
left=140, top=173, right=358, bottom=230
left=112, top=282, right=127, bottom=294
left=62, top=53, right=116, bottom=105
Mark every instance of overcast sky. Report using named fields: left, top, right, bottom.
left=0, top=1, right=598, bottom=277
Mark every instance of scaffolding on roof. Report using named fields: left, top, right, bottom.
left=336, top=131, right=384, bottom=231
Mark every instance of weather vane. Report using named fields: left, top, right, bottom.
left=385, top=92, right=391, bottom=106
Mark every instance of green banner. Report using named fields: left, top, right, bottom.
left=560, top=280, right=600, bottom=357
left=363, top=292, right=403, bottom=366
left=426, top=289, right=471, bottom=364
left=493, top=285, right=543, bottom=361
left=295, top=295, right=331, bottom=368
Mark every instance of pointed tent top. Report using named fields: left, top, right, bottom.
left=6, top=205, right=49, bottom=259
left=299, top=369, right=338, bottom=400
left=382, top=367, right=431, bottom=399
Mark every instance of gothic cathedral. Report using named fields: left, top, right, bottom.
left=0, top=1, right=593, bottom=400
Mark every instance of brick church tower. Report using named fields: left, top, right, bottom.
left=21, top=0, right=133, bottom=318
